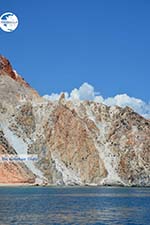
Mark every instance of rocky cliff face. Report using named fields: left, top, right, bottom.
left=0, top=56, right=150, bottom=186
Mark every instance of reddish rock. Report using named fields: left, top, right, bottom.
left=0, top=55, right=16, bottom=79
left=0, top=55, right=40, bottom=104
left=0, top=55, right=31, bottom=89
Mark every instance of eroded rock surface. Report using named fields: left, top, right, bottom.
left=0, top=56, right=149, bottom=186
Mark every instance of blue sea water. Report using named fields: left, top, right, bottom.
left=0, top=186, right=150, bottom=225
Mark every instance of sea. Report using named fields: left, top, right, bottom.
left=0, top=186, right=150, bottom=225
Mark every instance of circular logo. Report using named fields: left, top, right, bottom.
left=0, top=12, right=18, bottom=32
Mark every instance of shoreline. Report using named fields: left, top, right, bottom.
left=0, top=183, right=150, bottom=188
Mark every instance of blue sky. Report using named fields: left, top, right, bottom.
left=0, top=0, right=150, bottom=102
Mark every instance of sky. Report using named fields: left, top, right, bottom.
left=0, top=1, right=150, bottom=110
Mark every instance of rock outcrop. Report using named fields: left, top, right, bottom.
left=0, top=56, right=150, bottom=186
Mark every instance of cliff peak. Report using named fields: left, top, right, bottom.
left=0, top=55, right=17, bottom=79
left=0, top=55, right=31, bottom=88
left=0, top=55, right=40, bottom=105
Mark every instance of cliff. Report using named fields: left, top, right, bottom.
left=0, top=56, right=149, bottom=186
